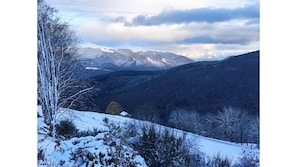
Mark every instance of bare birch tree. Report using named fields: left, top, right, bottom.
left=38, top=1, right=92, bottom=138
left=215, top=107, right=247, bottom=142
left=245, top=116, right=259, bottom=145
left=168, top=109, right=203, bottom=134
left=202, top=112, right=219, bottom=137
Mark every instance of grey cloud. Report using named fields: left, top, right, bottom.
left=245, top=18, right=260, bottom=25
left=127, top=4, right=259, bottom=26
left=181, top=35, right=253, bottom=45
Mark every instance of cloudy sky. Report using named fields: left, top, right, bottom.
left=46, top=0, right=259, bottom=60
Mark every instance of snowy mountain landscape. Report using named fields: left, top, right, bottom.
left=38, top=106, right=259, bottom=166
left=77, top=46, right=194, bottom=69
left=37, top=1, right=260, bottom=166
left=38, top=50, right=260, bottom=166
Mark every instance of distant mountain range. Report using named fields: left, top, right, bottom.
left=73, top=46, right=194, bottom=78
left=74, top=51, right=259, bottom=124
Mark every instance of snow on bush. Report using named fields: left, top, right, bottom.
left=38, top=130, right=147, bottom=167
left=37, top=111, right=147, bottom=167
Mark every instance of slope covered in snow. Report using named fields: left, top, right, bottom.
left=38, top=106, right=147, bottom=166
left=37, top=106, right=259, bottom=166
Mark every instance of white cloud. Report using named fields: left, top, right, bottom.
left=140, top=41, right=259, bottom=60
left=48, top=0, right=258, bottom=14
left=77, top=21, right=192, bottom=42
left=45, top=0, right=259, bottom=60
left=47, top=0, right=259, bottom=23
left=77, top=19, right=258, bottom=44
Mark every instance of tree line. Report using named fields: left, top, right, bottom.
left=167, top=107, right=259, bottom=145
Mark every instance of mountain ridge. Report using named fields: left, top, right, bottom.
left=74, top=46, right=194, bottom=78
left=75, top=50, right=259, bottom=124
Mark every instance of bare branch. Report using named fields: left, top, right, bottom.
left=37, top=1, right=89, bottom=138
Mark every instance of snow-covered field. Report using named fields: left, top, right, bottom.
left=37, top=106, right=259, bottom=166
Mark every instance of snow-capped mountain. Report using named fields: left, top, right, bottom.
left=75, top=46, right=194, bottom=76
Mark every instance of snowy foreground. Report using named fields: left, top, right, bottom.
left=37, top=106, right=259, bottom=166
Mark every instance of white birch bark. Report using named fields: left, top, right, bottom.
left=37, top=2, right=92, bottom=138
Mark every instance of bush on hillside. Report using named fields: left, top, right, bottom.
left=233, top=149, right=259, bottom=167
left=105, top=101, right=123, bottom=115
left=205, top=153, right=232, bottom=167
left=55, top=119, right=78, bottom=139
left=133, top=124, right=203, bottom=167
left=77, top=128, right=104, bottom=137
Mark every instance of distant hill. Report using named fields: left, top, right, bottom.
left=73, top=46, right=194, bottom=78
left=76, top=51, right=259, bottom=123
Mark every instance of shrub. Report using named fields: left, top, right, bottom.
left=105, top=101, right=123, bottom=115
left=101, top=119, right=146, bottom=167
left=38, top=149, right=45, bottom=161
left=77, top=128, right=104, bottom=137
left=55, top=119, right=78, bottom=139
left=234, top=149, right=259, bottom=167
left=205, top=153, right=232, bottom=167
left=133, top=124, right=202, bottom=167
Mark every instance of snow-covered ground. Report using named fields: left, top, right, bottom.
left=37, top=106, right=259, bottom=166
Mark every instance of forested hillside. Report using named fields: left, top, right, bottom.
left=77, top=51, right=259, bottom=121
